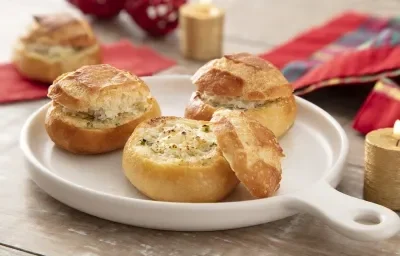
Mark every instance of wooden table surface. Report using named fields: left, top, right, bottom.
left=1, top=0, right=400, bottom=255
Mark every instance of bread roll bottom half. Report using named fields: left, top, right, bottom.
left=185, top=92, right=297, bottom=138
left=122, top=116, right=240, bottom=203
left=45, top=97, right=161, bottom=154
left=13, top=43, right=101, bottom=83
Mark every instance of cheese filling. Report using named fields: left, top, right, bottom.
left=137, top=120, right=218, bottom=162
left=27, top=43, right=81, bottom=59
left=201, top=93, right=267, bottom=110
left=60, top=97, right=150, bottom=128
left=62, top=102, right=148, bottom=121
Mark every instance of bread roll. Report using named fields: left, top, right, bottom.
left=12, top=13, right=101, bottom=83
left=45, top=64, right=161, bottom=154
left=122, top=116, right=239, bottom=203
left=184, top=53, right=297, bottom=138
left=211, top=109, right=284, bottom=198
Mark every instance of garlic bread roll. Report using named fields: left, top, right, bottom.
left=122, top=116, right=239, bottom=203
left=45, top=64, right=161, bottom=154
left=185, top=53, right=297, bottom=138
left=13, top=13, right=101, bottom=83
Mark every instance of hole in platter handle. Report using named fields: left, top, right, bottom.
left=287, top=181, right=400, bottom=241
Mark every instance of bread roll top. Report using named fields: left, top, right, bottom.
left=21, top=13, right=97, bottom=48
left=192, top=53, right=293, bottom=101
left=211, top=109, right=284, bottom=197
left=48, top=64, right=151, bottom=116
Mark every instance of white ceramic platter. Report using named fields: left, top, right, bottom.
left=21, top=75, right=400, bottom=241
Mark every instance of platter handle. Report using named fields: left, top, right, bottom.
left=287, top=181, right=400, bottom=241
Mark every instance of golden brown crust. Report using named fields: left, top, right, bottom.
left=22, top=13, right=97, bottom=47
left=122, top=116, right=239, bottom=202
left=195, top=67, right=245, bottom=97
left=225, top=52, right=273, bottom=70
left=211, top=110, right=284, bottom=198
left=45, top=98, right=161, bottom=154
left=12, top=43, right=101, bottom=84
left=192, top=53, right=293, bottom=101
left=184, top=92, right=216, bottom=121
left=184, top=93, right=297, bottom=138
left=244, top=95, right=297, bottom=138
left=47, top=64, right=149, bottom=112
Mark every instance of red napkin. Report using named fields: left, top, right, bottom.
left=353, top=78, right=400, bottom=134
left=0, top=39, right=176, bottom=104
left=101, top=40, right=176, bottom=75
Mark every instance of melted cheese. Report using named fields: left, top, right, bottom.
left=61, top=97, right=149, bottom=129
left=136, top=120, right=218, bottom=163
left=94, top=92, right=150, bottom=121
left=27, top=43, right=77, bottom=59
left=201, top=93, right=267, bottom=109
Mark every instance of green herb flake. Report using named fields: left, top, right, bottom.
left=140, top=139, right=147, bottom=145
left=202, top=125, right=210, bottom=132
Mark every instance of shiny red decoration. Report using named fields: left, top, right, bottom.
left=125, top=0, right=187, bottom=37
left=68, top=0, right=126, bottom=19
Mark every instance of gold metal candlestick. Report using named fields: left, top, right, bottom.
left=364, top=123, right=400, bottom=210
left=179, top=1, right=224, bottom=61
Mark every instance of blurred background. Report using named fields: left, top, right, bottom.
left=3, top=0, right=400, bottom=67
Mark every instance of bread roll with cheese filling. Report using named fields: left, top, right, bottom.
left=122, top=116, right=239, bottom=203
left=45, top=64, right=161, bottom=154
left=185, top=53, right=296, bottom=138
left=13, top=13, right=101, bottom=83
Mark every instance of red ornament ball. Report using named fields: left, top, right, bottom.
left=125, top=0, right=187, bottom=37
left=68, top=0, right=126, bottom=19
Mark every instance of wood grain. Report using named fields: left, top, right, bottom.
left=1, top=0, right=400, bottom=255
left=0, top=247, right=34, bottom=256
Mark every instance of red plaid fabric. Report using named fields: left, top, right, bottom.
left=260, top=11, right=400, bottom=134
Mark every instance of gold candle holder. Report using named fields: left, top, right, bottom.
left=364, top=121, right=400, bottom=210
left=179, top=1, right=224, bottom=61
